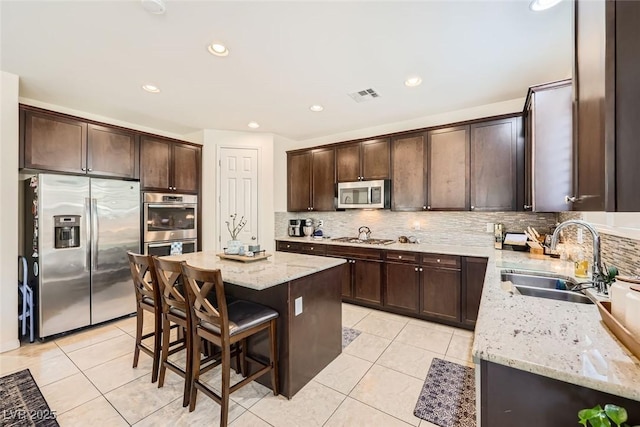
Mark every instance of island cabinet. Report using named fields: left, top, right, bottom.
left=140, top=136, right=201, bottom=194
left=20, top=106, right=139, bottom=179
left=470, top=117, right=521, bottom=211
left=572, top=0, right=640, bottom=211
left=325, top=245, right=384, bottom=305
left=336, top=138, right=390, bottom=182
left=426, top=126, right=470, bottom=211
left=287, top=148, right=335, bottom=212
left=390, top=132, right=428, bottom=211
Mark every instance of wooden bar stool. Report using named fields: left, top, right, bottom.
left=153, top=257, right=193, bottom=406
left=127, top=252, right=162, bottom=383
left=181, top=262, right=279, bottom=426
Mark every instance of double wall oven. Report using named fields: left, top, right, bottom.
left=143, top=193, right=197, bottom=256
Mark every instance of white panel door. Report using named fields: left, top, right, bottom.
left=219, top=148, right=259, bottom=248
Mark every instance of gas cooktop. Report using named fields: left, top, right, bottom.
left=331, top=237, right=396, bottom=245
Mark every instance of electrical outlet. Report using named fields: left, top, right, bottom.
left=295, top=297, right=303, bottom=316
left=486, top=223, right=494, bottom=233
left=318, top=220, right=324, bottom=227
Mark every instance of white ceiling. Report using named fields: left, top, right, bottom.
left=1, top=0, right=572, bottom=141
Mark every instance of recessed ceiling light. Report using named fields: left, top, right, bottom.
left=208, top=43, right=229, bottom=57
left=248, top=121, right=260, bottom=129
left=141, top=0, right=166, bottom=14
left=404, top=76, right=422, bottom=87
left=529, top=0, right=562, bottom=11
left=142, top=84, right=160, bottom=93
left=309, top=104, right=324, bottom=112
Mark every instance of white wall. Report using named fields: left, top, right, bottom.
left=273, top=97, right=524, bottom=212
left=1, top=71, right=20, bottom=352
left=201, top=130, right=275, bottom=252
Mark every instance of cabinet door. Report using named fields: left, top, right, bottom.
left=362, top=138, right=390, bottom=180
left=140, top=137, right=171, bottom=191
left=173, top=143, right=200, bottom=194
left=391, top=133, right=427, bottom=211
left=341, top=261, right=353, bottom=299
left=421, top=267, right=461, bottom=322
left=427, top=126, right=469, bottom=210
left=353, top=259, right=382, bottom=305
left=287, top=151, right=312, bottom=212
left=22, top=110, right=87, bottom=174
left=87, top=124, right=139, bottom=179
left=385, top=263, right=420, bottom=313
left=470, top=118, right=518, bottom=211
left=463, top=257, right=488, bottom=327
left=336, top=142, right=361, bottom=182
left=311, top=148, right=335, bottom=211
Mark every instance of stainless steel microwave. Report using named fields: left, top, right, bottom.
left=337, top=179, right=390, bottom=209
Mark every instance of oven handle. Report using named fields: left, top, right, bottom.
left=147, top=242, right=173, bottom=248
left=146, top=204, right=196, bottom=209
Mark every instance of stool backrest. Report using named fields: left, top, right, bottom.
left=152, top=257, right=186, bottom=314
left=127, top=252, right=158, bottom=304
left=180, top=263, right=230, bottom=339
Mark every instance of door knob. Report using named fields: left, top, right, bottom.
left=251, top=236, right=257, bottom=240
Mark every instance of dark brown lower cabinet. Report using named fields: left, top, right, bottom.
left=481, top=361, right=640, bottom=427
left=384, top=262, right=420, bottom=314
left=420, top=266, right=461, bottom=322
left=463, top=257, right=488, bottom=326
left=276, top=240, right=487, bottom=327
left=353, top=259, right=383, bottom=305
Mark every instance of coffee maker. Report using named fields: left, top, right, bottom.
left=288, top=219, right=302, bottom=237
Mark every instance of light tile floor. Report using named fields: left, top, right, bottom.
left=0, top=304, right=475, bottom=426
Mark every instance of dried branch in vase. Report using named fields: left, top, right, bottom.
left=225, top=213, right=247, bottom=240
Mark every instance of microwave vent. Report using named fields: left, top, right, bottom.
left=348, top=88, right=381, bottom=103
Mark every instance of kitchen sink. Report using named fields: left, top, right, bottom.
left=500, top=270, right=594, bottom=304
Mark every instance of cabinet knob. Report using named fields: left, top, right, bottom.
left=87, top=168, right=92, bottom=172
left=415, top=267, right=418, bottom=272
left=420, top=268, right=423, bottom=272
left=310, top=247, right=314, bottom=250
left=437, top=259, right=441, bottom=263
left=565, top=195, right=577, bottom=204
left=81, top=167, right=86, bottom=171
left=422, top=206, right=427, bottom=210
left=427, top=206, right=431, bottom=210
left=524, top=204, right=532, bottom=210
left=398, top=255, right=402, bottom=259
left=470, top=206, right=475, bottom=210
left=287, top=245, right=290, bottom=248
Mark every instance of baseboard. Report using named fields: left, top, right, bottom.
left=0, top=339, right=21, bottom=354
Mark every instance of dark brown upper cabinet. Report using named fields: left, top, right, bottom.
left=426, top=126, right=470, bottom=211
left=390, top=132, right=427, bottom=211
left=21, top=107, right=138, bottom=179
left=287, top=147, right=335, bottom=212
left=470, top=117, right=520, bottom=211
left=140, top=136, right=200, bottom=194
left=523, top=80, right=573, bottom=212
left=336, top=138, right=390, bottom=182
left=572, top=0, right=640, bottom=211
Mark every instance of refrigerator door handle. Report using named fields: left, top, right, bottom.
left=91, top=198, right=98, bottom=271
left=85, top=197, right=91, bottom=271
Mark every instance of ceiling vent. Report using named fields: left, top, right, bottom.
left=348, top=88, right=381, bottom=103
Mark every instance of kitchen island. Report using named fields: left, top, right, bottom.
left=164, top=250, right=346, bottom=398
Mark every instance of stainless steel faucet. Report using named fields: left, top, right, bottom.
left=550, top=220, right=608, bottom=294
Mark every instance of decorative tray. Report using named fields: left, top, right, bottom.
left=595, top=300, right=640, bottom=359
left=216, top=252, right=272, bottom=263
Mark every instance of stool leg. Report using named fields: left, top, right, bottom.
left=133, top=306, right=143, bottom=368
left=269, top=319, right=279, bottom=396
left=151, top=310, right=162, bottom=383
left=220, top=344, right=231, bottom=427
left=158, top=316, right=171, bottom=388
left=182, top=325, right=192, bottom=407
left=237, top=341, right=244, bottom=376
left=189, top=333, right=201, bottom=412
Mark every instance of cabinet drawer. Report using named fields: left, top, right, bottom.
left=326, top=245, right=383, bottom=260
left=300, top=243, right=326, bottom=255
left=421, top=254, right=461, bottom=269
left=276, top=241, right=302, bottom=252
left=385, top=251, right=419, bottom=264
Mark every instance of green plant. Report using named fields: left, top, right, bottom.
left=578, top=404, right=638, bottom=427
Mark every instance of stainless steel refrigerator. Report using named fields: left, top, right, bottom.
left=24, top=174, right=140, bottom=339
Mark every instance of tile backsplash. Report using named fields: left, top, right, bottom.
left=276, top=211, right=558, bottom=247
left=558, top=212, right=640, bottom=277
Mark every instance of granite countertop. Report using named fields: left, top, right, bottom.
left=278, top=236, right=640, bottom=401
left=163, top=250, right=346, bottom=290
